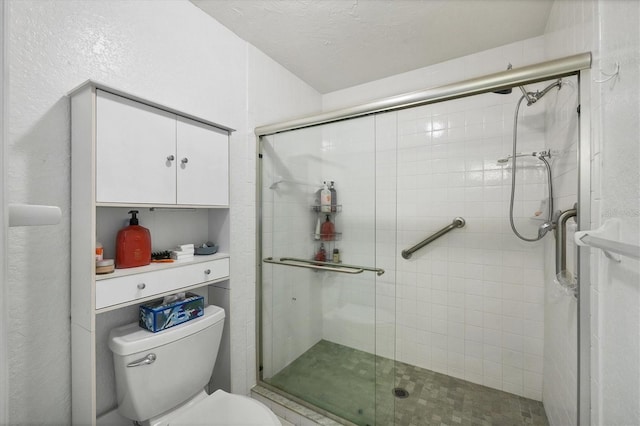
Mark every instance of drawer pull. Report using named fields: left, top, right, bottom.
left=137, top=283, right=146, bottom=290
left=204, top=269, right=211, bottom=275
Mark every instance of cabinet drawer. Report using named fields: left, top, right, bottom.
left=96, top=258, right=229, bottom=309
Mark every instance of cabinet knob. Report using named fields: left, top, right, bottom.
left=204, top=269, right=211, bottom=275
left=166, top=155, right=175, bottom=161
left=181, top=158, right=189, bottom=164
left=137, top=283, right=146, bottom=290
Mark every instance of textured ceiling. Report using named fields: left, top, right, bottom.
left=192, top=0, right=554, bottom=94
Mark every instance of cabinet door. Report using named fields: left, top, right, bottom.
left=176, top=116, right=229, bottom=206
left=96, top=90, right=177, bottom=204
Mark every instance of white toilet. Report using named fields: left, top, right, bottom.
left=108, top=305, right=280, bottom=426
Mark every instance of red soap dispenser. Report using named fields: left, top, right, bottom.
left=115, top=210, right=151, bottom=269
left=320, top=215, right=335, bottom=241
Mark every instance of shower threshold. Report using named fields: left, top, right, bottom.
left=263, top=340, right=549, bottom=426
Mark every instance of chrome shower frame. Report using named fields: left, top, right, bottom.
left=254, top=53, right=593, bottom=426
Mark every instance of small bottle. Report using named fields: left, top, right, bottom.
left=95, top=242, right=104, bottom=262
left=329, top=181, right=337, bottom=212
left=315, top=243, right=326, bottom=262
left=320, top=215, right=335, bottom=241
left=320, top=182, right=331, bottom=213
left=332, top=248, right=340, bottom=263
left=314, top=216, right=321, bottom=240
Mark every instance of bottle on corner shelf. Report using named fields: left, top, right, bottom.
left=314, top=215, right=321, bottom=240
left=320, top=215, right=335, bottom=241
left=315, top=243, right=327, bottom=262
left=332, top=248, right=341, bottom=263
left=329, top=181, right=337, bottom=212
left=320, top=181, right=331, bottom=213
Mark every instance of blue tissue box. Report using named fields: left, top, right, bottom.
left=139, top=292, right=204, bottom=332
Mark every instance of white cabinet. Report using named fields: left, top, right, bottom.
left=96, top=90, right=229, bottom=206
left=69, top=81, right=233, bottom=425
left=176, top=116, right=229, bottom=205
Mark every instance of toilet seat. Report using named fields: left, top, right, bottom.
left=165, top=390, right=280, bottom=426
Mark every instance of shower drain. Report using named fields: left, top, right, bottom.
left=392, top=387, right=409, bottom=399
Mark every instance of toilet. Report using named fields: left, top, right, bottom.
left=108, top=305, right=280, bottom=426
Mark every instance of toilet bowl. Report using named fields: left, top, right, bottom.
left=147, top=389, right=280, bottom=426
left=108, top=305, right=279, bottom=425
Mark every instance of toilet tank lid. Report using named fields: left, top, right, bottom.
left=108, top=304, right=225, bottom=356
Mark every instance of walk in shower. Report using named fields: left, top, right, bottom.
left=256, top=54, right=591, bottom=425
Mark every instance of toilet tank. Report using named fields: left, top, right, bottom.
left=108, top=304, right=225, bottom=421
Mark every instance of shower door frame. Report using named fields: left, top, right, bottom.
left=255, top=52, right=593, bottom=426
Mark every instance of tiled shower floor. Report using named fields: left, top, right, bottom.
left=265, top=340, right=549, bottom=426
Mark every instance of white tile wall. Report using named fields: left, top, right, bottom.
left=390, top=88, right=550, bottom=399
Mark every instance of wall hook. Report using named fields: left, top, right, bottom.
left=594, top=62, right=620, bottom=83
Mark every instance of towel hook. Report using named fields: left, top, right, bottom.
left=594, top=62, right=620, bottom=83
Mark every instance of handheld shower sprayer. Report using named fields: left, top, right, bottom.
left=503, top=78, right=563, bottom=242
left=497, top=150, right=551, bottom=165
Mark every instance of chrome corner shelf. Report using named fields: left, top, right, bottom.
left=312, top=205, right=342, bottom=213
left=313, top=232, right=342, bottom=242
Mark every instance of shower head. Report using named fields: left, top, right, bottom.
left=520, top=79, right=563, bottom=106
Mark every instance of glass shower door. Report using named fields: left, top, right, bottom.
left=259, top=116, right=395, bottom=425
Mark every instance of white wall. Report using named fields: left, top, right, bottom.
left=588, top=1, right=640, bottom=424
left=0, top=2, right=8, bottom=423
left=6, top=0, right=320, bottom=423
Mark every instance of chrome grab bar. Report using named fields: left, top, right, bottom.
left=263, top=257, right=385, bottom=276
left=401, top=217, right=466, bottom=259
left=555, top=207, right=578, bottom=291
